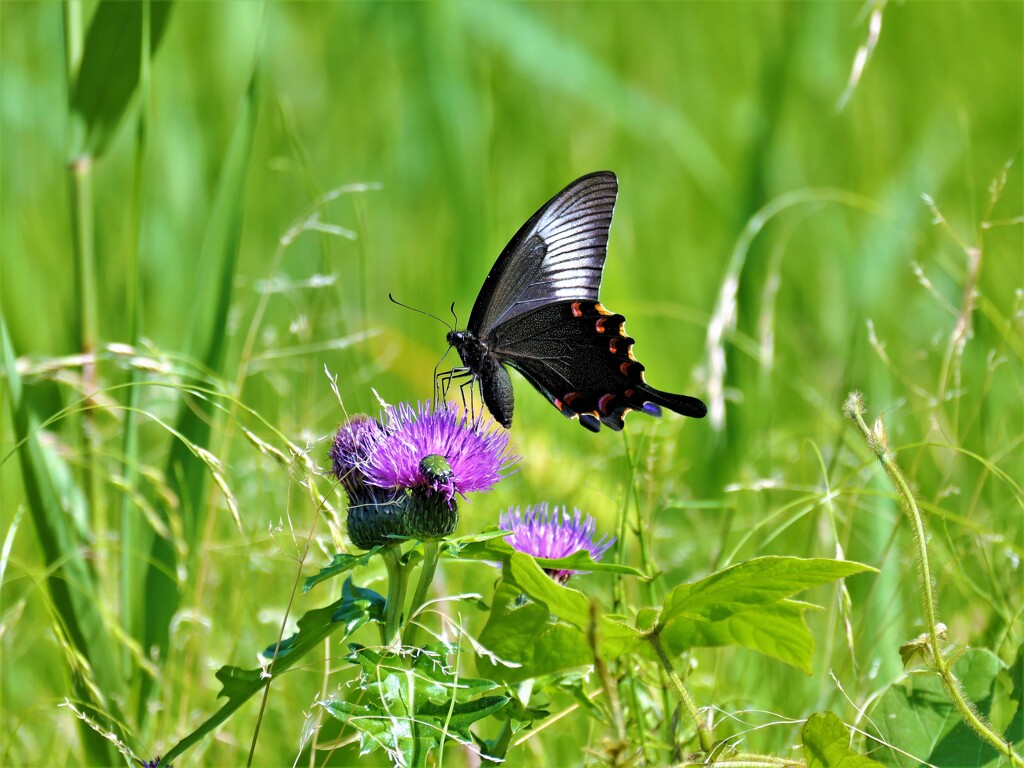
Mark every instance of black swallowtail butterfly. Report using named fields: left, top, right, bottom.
left=445, top=171, right=707, bottom=432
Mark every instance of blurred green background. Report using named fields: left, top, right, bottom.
left=2, top=2, right=1021, bottom=766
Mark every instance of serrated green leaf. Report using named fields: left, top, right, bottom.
left=305, top=547, right=382, bottom=592
left=161, top=582, right=377, bottom=765
left=322, top=699, right=415, bottom=758
left=803, top=711, right=885, bottom=768
left=335, top=647, right=511, bottom=765
left=71, top=0, right=174, bottom=157
left=417, top=694, right=510, bottom=731
left=410, top=648, right=502, bottom=705
left=867, top=648, right=1006, bottom=767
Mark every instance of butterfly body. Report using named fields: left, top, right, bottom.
left=447, top=171, right=707, bottom=432
left=447, top=329, right=515, bottom=428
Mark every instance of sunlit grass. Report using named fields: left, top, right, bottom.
left=1, top=1, right=1022, bottom=766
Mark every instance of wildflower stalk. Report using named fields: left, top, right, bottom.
left=844, top=392, right=1023, bottom=768
left=402, top=539, right=440, bottom=648
left=649, top=630, right=713, bottom=754
left=380, top=545, right=410, bottom=650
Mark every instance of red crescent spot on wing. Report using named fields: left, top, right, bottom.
left=595, top=318, right=607, bottom=333
left=620, top=361, right=632, bottom=376
left=565, top=392, right=583, bottom=406
left=554, top=397, right=564, bottom=411
left=609, top=338, right=620, bottom=354
left=624, top=388, right=636, bottom=398
left=570, top=301, right=584, bottom=318
left=598, top=394, right=615, bottom=414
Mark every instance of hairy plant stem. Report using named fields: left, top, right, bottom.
left=649, top=631, right=712, bottom=754
left=380, top=545, right=410, bottom=650
left=402, top=539, right=440, bottom=648
left=845, top=393, right=1023, bottom=767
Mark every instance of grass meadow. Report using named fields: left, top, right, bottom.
left=1, top=2, right=1022, bottom=766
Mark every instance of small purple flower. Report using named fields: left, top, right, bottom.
left=364, top=402, right=516, bottom=505
left=500, top=503, right=615, bottom=584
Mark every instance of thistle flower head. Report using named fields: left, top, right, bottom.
left=329, top=415, right=407, bottom=549
left=364, top=402, right=516, bottom=505
left=329, top=414, right=383, bottom=496
left=500, top=503, right=615, bottom=584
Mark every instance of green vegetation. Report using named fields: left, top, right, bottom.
left=1, top=2, right=1021, bottom=766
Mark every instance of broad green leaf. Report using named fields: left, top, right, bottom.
left=660, top=556, right=875, bottom=629
left=445, top=533, right=644, bottom=576
left=867, top=648, right=1006, bottom=767
left=71, top=0, right=174, bottom=157
left=656, top=557, right=873, bottom=673
left=802, top=711, right=885, bottom=768
left=661, top=599, right=821, bottom=674
left=596, top=616, right=645, bottom=660
left=508, top=551, right=591, bottom=627
left=304, top=547, right=382, bottom=592
left=161, top=580, right=378, bottom=765
left=476, top=580, right=593, bottom=683
left=1005, top=644, right=1023, bottom=746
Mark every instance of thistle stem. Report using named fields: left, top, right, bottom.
left=844, top=392, right=1023, bottom=767
left=403, top=539, right=441, bottom=648
left=380, top=545, right=410, bottom=650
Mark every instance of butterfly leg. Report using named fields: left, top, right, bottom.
left=435, top=367, right=473, bottom=411
left=457, top=375, right=482, bottom=424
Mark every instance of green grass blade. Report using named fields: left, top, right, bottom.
left=142, top=61, right=262, bottom=694
left=1, top=317, right=126, bottom=763
left=70, top=0, right=173, bottom=158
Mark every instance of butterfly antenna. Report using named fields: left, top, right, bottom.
left=388, top=293, right=453, bottom=331
left=449, top=302, right=459, bottom=329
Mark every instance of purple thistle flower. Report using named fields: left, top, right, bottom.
left=329, top=415, right=408, bottom=549
left=364, top=402, right=516, bottom=505
left=500, top=503, right=615, bottom=584
left=328, top=414, right=383, bottom=496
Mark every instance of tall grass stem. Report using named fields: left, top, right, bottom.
left=844, top=392, right=1023, bottom=767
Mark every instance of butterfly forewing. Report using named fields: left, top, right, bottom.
left=469, top=171, right=618, bottom=336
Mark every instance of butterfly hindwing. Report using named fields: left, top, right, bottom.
left=489, top=301, right=707, bottom=431
left=469, top=171, right=618, bottom=336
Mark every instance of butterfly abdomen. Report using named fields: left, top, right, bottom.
left=448, top=329, right=515, bottom=428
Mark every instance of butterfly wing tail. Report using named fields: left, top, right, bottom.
left=595, top=384, right=705, bottom=430
left=640, top=386, right=708, bottom=420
